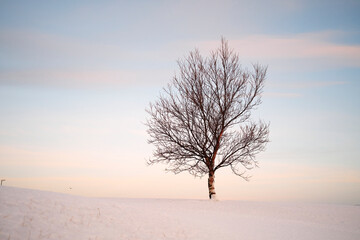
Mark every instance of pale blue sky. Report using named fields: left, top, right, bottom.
left=0, top=0, right=359, bottom=204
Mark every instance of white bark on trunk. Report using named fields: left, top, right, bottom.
left=208, top=172, right=216, bottom=200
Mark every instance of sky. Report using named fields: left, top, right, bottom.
left=0, top=0, right=359, bottom=204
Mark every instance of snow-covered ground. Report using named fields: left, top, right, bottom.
left=0, top=186, right=359, bottom=240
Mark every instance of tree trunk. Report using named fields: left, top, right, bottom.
left=208, top=171, right=216, bottom=200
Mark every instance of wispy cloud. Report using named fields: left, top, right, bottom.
left=263, top=81, right=347, bottom=98
left=269, top=80, right=347, bottom=90
left=0, top=69, right=170, bottom=88
left=0, top=30, right=130, bottom=62
left=1, top=29, right=359, bottom=88
left=0, top=29, right=174, bottom=87
left=0, top=29, right=173, bottom=69
left=189, top=31, right=360, bottom=69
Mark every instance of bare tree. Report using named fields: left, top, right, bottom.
left=146, top=38, right=269, bottom=199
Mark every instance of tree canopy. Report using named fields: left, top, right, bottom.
left=146, top=38, right=269, bottom=199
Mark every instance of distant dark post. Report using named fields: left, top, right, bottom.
left=1, top=179, right=5, bottom=186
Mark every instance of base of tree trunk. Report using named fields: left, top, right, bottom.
left=209, top=194, right=218, bottom=201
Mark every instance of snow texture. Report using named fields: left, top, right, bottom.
left=0, top=186, right=359, bottom=240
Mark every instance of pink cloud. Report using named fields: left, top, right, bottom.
left=186, top=31, right=360, bottom=69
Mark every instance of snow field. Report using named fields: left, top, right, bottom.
left=0, top=186, right=359, bottom=240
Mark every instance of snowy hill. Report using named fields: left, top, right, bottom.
left=0, top=186, right=359, bottom=240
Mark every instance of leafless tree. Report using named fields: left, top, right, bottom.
left=146, top=38, right=269, bottom=199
